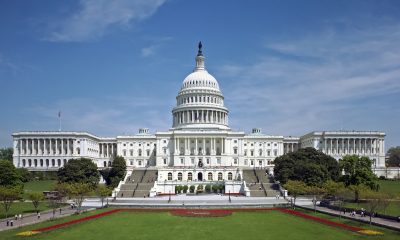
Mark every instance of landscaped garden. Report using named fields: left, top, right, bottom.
left=1, top=208, right=399, bottom=240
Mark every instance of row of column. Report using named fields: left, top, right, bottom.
left=174, top=137, right=225, bottom=156
left=177, top=95, right=222, bottom=106
left=283, top=143, right=298, bottom=153
left=99, top=143, right=117, bottom=158
left=323, top=138, right=383, bottom=155
left=173, top=110, right=228, bottom=126
left=19, top=138, right=75, bottom=156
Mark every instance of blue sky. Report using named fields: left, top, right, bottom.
left=0, top=0, right=400, bottom=149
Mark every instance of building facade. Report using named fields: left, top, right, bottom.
left=12, top=43, right=388, bottom=192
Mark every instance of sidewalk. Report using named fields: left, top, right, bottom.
left=300, top=204, right=400, bottom=231
left=0, top=206, right=78, bottom=232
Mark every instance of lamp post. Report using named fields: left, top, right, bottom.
left=168, top=190, right=171, bottom=203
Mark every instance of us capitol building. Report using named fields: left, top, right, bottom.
left=12, top=43, right=388, bottom=196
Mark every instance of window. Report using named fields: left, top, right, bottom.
left=218, top=172, right=223, bottom=181
left=244, top=150, right=247, bottom=156
left=138, top=149, right=142, bottom=156
left=180, top=158, right=184, bottom=164
left=188, top=172, right=193, bottom=181
left=251, top=160, right=254, bottom=165
left=274, top=150, right=277, bottom=156
left=228, top=172, right=233, bottom=180
left=178, top=172, right=182, bottom=181
left=40, top=159, right=43, bottom=167
left=259, top=149, right=262, bottom=156
left=130, top=150, right=133, bottom=156
left=234, top=140, right=237, bottom=143
left=250, top=150, right=254, bottom=156
left=206, top=158, right=210, bottom=164
left=123, top=150, right=126, bottom=156
left=168, top=172, right=172, bottom=180
left=208, top=172, right=213, bottom=181
left=163, top=158, right=167, bottom=164
left=138, top=160, right=142, bottom=166
left=130, top=161, right=133, bottom=165
left=163, top=140, right=167, bottom=144
left=259, top=160, right=262, bottom=166
left=233, top=147, right=238, bottom=154
left=191, top=158, right=195, bottom=164
left=267, top=150, right=270, bottom=156
left=234, top=158, right=238, bottom=164
left=217, top=158, right=221, bottom=164
left=103, top=161, right=107, bottom=167
left=147, top=150, right=150, bottom=156
left=244, top=159, right=248, bottom=165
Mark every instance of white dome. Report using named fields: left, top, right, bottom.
left=181, top=70, right=220, bottom=90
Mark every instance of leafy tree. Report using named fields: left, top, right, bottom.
left=274, top=147, right=340, bottom=186
left=323, top=180, right=345, bottom=198
left=205, top=184, right=211, bottom=193
left=175, top=185, right=182, bottom=194
left=96, top=185, right=111, bottom=208
left=66, top=182, right=92, bottom=214
left=0, top=160, right=23, bottom=187
left=284, top=180, right=308, bottom=209
left=212, top=184, right=219, bottom=193
left=387, top=146, right=400, bottom=167
left=28, top=192, right=44, bottom=211
left=339, top=155, right=379, bottom=202
left=57, top=158, right=100, bottom=189
left=189, top=185, right=195, bottom=193
left=101, top=156, right=127, bottom=188
left=306, top=185, right=326, bottom=213
left=183, top=185, right=188, bottom=193
left=0, top=147, right=13, bottom=162
left=16, top=168, right=32, bottom=182
left=0, top=186, right=20, bottom=218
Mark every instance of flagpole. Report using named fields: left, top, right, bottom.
left=58, top=111, right=62, bottom=132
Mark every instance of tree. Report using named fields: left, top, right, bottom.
left=0, top=147, right=13, bottom=162
left=66, top=182, right=92, bottom=214
left=96, top=185, right=111, bottom=208
left=16, top=168, right=32, bottom=182
left=339, top=155, right=379, bottom=202
left=274, top=147, right=340, bottom=186
left=0, top=160, right=23, bottom=187
left=361, top=190, right=385, bottom=225
left=306, top=185, right=326, bottom=213
left=0, top=186, right=20, bottom=218
left=101, top=156, right=127, bottom=188
left=57, top=158, right=100, bottom=189
left=183, top=185, right=188, bottom=193
left=189, top=185, right=195, bottom=193
left=205, top=184, right=211, bottom=193
left=212, top=184, right=219, bottom=193
left=28, top=192, right=44, bottom=212
left=284, top=180, right=308, bottom=209
left=387, top=146, right=400, bottom=167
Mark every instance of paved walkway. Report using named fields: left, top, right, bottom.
left=0, top=206, right=80, bottom=232
left=299, top=204, right=400, bottom=231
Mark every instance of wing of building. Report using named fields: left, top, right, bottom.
left=11, top=43, right=388, bottom=196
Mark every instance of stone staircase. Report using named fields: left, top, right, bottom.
left=243, top=169, right=281, bottom=197
left=117, top=169, right=157, bottom=198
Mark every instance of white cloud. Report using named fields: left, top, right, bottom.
left=46, top=0, right=167, bottom=42
left=219, top=23, right=400, bottom=140
left=141, top=36, right=172, bottom=57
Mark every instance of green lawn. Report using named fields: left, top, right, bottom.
left=378, top=180, right=400, bottom=196
left=0, top=202, right=50, bottom=219
left=23, top=180, right=57, bottom=199
left=0, top=209, right=399, bottom=240
left=343, top=180, right=400, bottom=216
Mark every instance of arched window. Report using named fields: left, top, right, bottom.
left=46, top=159, right=49, bottom=167
left=63, top=159, right=67, bottom=165
left=168, top=172, right=172, bottom=181
left=208, top=172, right=213, bottom=181
left=58, top=159, right=61, bottom=166
left=40, top=159, right=43, bottom=167
left=104, top=161, right=107, bottom=167
left=52, top=159, right=55, bottom=167
left=228, top=172, right=233, bottom=180
left=34, top=159, right=37, bottom=167
left=22, top=159, right=26, bottom=167
left=178, top=172, right=182, bottom=181
left=108, top=161, right=112, bottom=167
left=188, top=172, right=193, bottom=181
left=76, top=148, right=80, bottom=155
left=28, top=159, right=32, bottom=167
left=218, top=172, right=223, bottom=181
left=138, top=149, right=142, bottom=156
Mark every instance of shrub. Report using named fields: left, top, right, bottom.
left=379, top=176, right=386, bottom=180
left=189, top=185, right=195, bottom=193
left=212, top=184, right=219, bottom=193
left=183, top=185, right=188, bottom=193
left=197, top=184, right=204, bottom=193
left=175, top=185, right=182, bottom=194
left=205, top=184, right=211, bottom=192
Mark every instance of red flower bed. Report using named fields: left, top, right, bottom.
left=34, top=209, right=121, bottom=232
left=278, top=209, right=363, bottom=232
left=170, top=209, right=232, bottom=217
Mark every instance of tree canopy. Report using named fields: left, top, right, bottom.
left=100, top=156, right=126, bottom=188
left=0, top=160, right=23, bottom=187
left=387, top=146, right=400, bottom=167
left=274, top=147, right=340, bottom=186
left=57, top=158, right=99, bottom=189
left=0, top=147, right=13, bottom=162
left=339, top=155, right=379, bottom=202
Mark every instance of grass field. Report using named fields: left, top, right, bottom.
left=1, top=209, right=399, bottom=240
left=23, top=180, right=57, bottom=199
left=343, top=180, right=400, bottom=216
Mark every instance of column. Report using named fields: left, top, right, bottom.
left=55, top=139, right=58, bottom=155
left=195, top=138, right=198, bottom=155
left=61, top=139, right=64, bottom=155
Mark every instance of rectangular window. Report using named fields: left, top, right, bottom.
left=267, top=150, right=270, bottom=156
left=123, top=150, right=126, bottom=156
left=130, top=161, right=133, bottom=165
left=217, top=158, right=221, bottom=164
left=234, top=158, right=238, bottom=164
left=274, top=150, right=277, bottom=156
left=206, top=158, right=210, bottom=164
left=244, top=159, right=248, bottom=165
left=163, top=158, right=167, bottom=164
left=191, top=158, right=195, bottom=164
left=130, top=150, right=133, bottom=156
left=233, top=148, right=238, bottom=154
left=250, top=150, right=254, bottom=156
left=180, top=158, right=184, bottom=164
